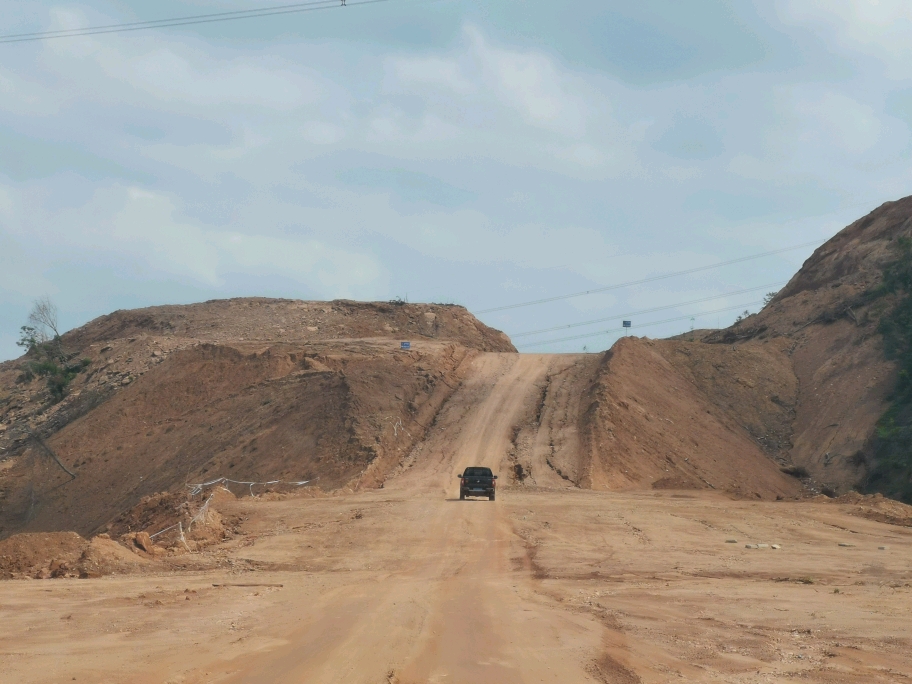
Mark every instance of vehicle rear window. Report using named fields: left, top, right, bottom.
left=464, top=467, right=493, bottom=477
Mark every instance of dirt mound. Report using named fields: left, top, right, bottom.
left=655, top=337, right=797, bottom=461
left=79, top=535, right=150, bottom=577
left=0, top=334, right=478, bottom=537
left=0, top=298, right=512, bottom=454
left=580, top=338, right=800, bottom=499
left=824, top=491, right=912, bottom=527
left=0, top=530, right=151, bottom=579
left=108, top=487, right=239, bottom=553
left=1, top=298, right=507, bottom=540
left=0, top=531, right=87, bottom=578
left=61, top=298, right=515, bottom=357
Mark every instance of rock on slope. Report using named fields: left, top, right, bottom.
left=0, top=299, right=513, bottom=538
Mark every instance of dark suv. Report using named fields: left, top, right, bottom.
left=458, top=467, right=497, bottom=501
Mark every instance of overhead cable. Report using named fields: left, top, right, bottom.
left=511, top=281, right=785, bottom=338
left=0, top=0, right=390, bottom=44
left=478, top=240, right=822, bottom=314
left=516, top=299, right=764, bottom=348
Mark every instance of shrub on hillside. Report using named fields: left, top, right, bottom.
left=866, top=237, right=912, bottom=502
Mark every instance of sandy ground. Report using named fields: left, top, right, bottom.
left=2, top=354, right=911, bottom=683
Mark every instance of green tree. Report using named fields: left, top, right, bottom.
left=17, top=297, right=89, bottom=402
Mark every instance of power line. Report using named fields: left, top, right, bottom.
left=0, top=0, right=390, bottom=44
left=511, top=280, right=785, bottom=338
left=530, top=196, right=889, bottom=272
left=516, top=299, right=764, bottom=349
left=478, top=239, right=822, bottom=314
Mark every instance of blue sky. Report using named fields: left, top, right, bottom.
left=1, top=0, right=911, bottom=358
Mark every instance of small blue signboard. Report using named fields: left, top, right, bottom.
left=622, top=321, right=631, bottom=328
left=400, top=341, right=411, bottom=350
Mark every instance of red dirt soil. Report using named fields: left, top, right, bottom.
left=1, top=194, right=912, bottom=681
left=0, top=197, right=911, bottom=581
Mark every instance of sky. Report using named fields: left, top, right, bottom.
left=1, top=0, right=911, bottom=358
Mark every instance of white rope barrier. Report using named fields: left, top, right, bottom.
left=186, top=476, right=312, bottom=497
left=148, top=521, right=191, bottom=551
left=188, top=492, right=215, bottom=531
left=142, top=477, right=314, bottom=548
left=149, top=522, right=180, bottom=539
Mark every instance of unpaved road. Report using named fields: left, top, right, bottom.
left=1, top=354, right=911, bottom=683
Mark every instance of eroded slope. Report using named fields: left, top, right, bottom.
left=0, top=299, right=508, bottom=537
left=706, top=196, right=912, bottom=489
left=580, top=339, right=800, bottom=499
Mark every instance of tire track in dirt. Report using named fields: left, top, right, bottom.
left=223, top=353, right=612, bottom=683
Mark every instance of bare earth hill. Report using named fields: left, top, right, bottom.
left=0, top=300, right=512, bottom=537
left=703, top=195, right=912, bottom=490
left=1, top=200, right=912, bottom=682
left=2, top=198, right=912, bottom=539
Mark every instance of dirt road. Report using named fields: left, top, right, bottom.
left=1, top=353, right=911, bottom=683
left=218, top=354, right=601, bottom=684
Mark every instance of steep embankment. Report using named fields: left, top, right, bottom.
left=717, top=197, right=912, bottom=487
left=436, top=347, right=799, bottom=500
left=533, top=196, right=912, bottom=499
left=581, top=338, right=800, bottom=499
left=0, top=299, right=513, bottom=537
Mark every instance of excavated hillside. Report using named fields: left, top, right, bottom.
left=699, top=196, right=912, bottom=491
left=581, top=338, right=799, bottom=499
left=499, top=195, right=912, bottom=501
left=1, top=197, right=909, bottom=543
left=602, top=195, right=912, bottom=498
left=0, top=299, right=513, bottom=538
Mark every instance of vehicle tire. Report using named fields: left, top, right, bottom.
left=460, top=491, right=465, bottom=500
left=489, top=493, right=495, bottom=501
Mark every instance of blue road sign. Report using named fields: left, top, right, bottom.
left=622, top=321, right=631, bottom=328
left=400, top=341, right=411, bottom=350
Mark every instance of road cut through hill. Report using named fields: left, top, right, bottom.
left=222, top=353, right=606, bottom=683
left=0, top=351, right=911, bottom=683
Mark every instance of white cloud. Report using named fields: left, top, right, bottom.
left=0, top=186, right=13, bottom=215
left=802, top=91, right=881, bottom=153
left=36, top=9, right=329, bottom=113
left=126, top=50, right=319, bottom=109
left=777, top=0, right=912, bottom=78
left=0, top=183, right=386, bottom=298
left=786, top=89, right=882, bottom=155
left=390, top=56, right=476, bottom=95
left=663, top=165, right=702, bottom=181
left=465, top=26, right=588, bottom=136
left=300, top=121, right=346, bottom=145
left=388, top=26, right=593, bottom=138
